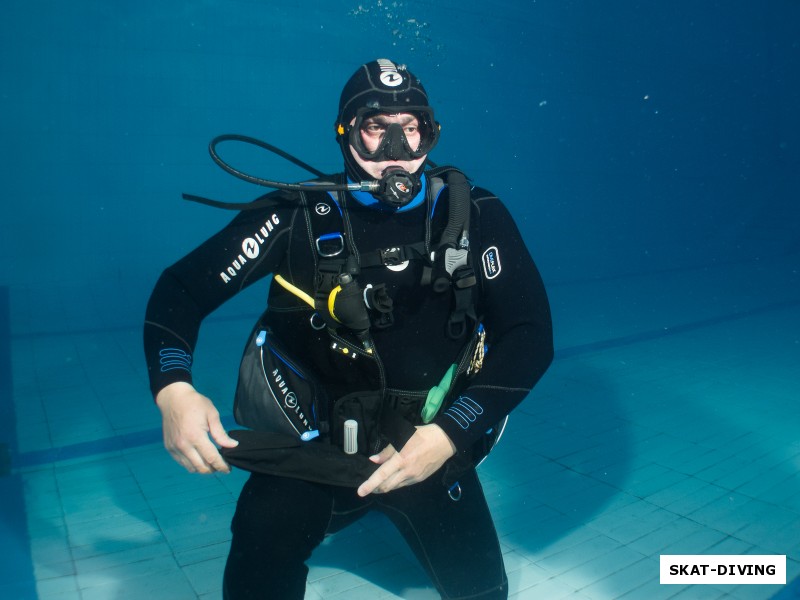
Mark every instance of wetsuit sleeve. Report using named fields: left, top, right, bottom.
left=432, top=194, right=554, bottom=453
left=143, top=198, right=294, bottom=397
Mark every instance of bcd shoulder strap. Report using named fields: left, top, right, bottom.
left=300, top=168, right=480, bottom=341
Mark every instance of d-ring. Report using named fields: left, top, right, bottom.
left=309, top=313, right=326, bottom=330
left=447, top=482, right=462, bottom=502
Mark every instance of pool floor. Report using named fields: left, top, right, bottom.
left=3, top=255, right=799, bottom=599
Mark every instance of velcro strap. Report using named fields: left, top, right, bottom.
left=447, top=283, right=476, bottom=339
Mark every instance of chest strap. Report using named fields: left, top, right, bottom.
left=357, top=242, right=429, bottom=268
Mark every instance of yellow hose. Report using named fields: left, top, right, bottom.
left=273, top=274, right=315, bottom=309
left=327, top=286, right=343, bottom=322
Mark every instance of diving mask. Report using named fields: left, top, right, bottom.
left=341, top=106, right=440, bottom=163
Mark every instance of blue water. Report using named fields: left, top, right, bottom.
left=2, top=2, right=799, bottom=599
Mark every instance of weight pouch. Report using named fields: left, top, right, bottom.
left=234, top=326, right=325, bottom=440
left=330, top=391, right=420, bottom=458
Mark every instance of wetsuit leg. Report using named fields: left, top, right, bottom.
left=223, top=473, right=334, bottom=600
left=375, top=467, right=508, bottom=600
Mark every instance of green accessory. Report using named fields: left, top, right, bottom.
left=421, top=363, right=457, bottom=423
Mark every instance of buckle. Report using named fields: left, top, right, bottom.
left=380, top=247, right=404, bottom=266
left=316, top=233, right=345, bottom=257
left=452, top=266, right=477, bottom=289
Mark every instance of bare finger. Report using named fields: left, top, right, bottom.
left=358, top=464, right=393, bottom=497
left=209, top=417, right=239, bottom=449
left=196, top=439, right=230, bottom=473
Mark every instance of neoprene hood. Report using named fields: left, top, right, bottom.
left=335, top=59, right=439, bottom=193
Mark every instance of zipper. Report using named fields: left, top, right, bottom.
left=256, top=329, right=319, bottom=438
left=258, top=345, right=303, bottom=436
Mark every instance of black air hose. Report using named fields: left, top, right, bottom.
left=439, top=169, right=470, bottom=249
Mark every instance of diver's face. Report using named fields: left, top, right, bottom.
left=349, top=112, right=427, bottom=179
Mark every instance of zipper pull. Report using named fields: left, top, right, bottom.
left=300, top=430, right=320, bottom=442
left=255, top=330, right=267, bottom=347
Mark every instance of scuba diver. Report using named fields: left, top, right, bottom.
left=144, top=58, right=553, bottom=599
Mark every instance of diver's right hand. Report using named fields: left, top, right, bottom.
left=155, top=382, right=239, bottom=474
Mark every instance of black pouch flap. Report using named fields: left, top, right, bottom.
left=222, top=430, right=378, bottom=487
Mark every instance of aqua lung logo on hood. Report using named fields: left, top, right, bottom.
left=377, top=59, right=404, bottom=88
left=219, top=214, right=281, bottom=283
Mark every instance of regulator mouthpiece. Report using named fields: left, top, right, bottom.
left=375, top=168, right=419, bottom=208
left=347, top=168, right=420, bottom=209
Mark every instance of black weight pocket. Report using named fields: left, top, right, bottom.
left=234, top=327, right=324, bottom=440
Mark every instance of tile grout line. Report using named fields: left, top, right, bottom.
left=12, top=297, right=800, bottom=472
left=0, top=285, right=38, bottom=598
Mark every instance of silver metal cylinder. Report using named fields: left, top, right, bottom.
left=343, top=419, right=358, bottom=455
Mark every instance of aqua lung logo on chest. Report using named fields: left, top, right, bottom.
left=219, top=214, right=281, bottom=283
left=270, top=369, right=309, bottom=428
left=482, top=246, right=502, bottom=279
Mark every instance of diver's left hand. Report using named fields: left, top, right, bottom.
left=357, top=424, right=456, bottom=497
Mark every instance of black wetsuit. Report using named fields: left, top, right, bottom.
left=144, top=175, right=553, bottom=599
